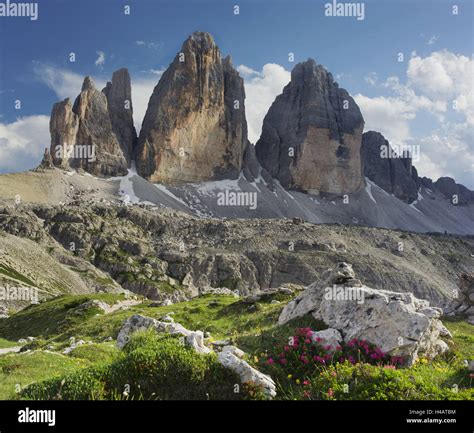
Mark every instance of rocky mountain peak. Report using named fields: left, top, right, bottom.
left=102, top=68, right=137, bottom=166
left=185, top=30, right=217, bottom=50
left=255, top=58, right=364, bottom=195
left=49, top=71, right=128, bottom=177
left=135, top=32, right=256, bottom=183
left=82, top=76, right=95, bottom=92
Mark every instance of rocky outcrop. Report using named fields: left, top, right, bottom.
left=361, top=131, right=418, bottom=203
left=433, top=177, right=474, bottom=205
left=50, top=76, right=128, bottom=177
left=278, top=262, right=452, bottom=365
left=255, top=59, right=364, bottom=195
left=217, top=346, right=276, bottom=398
left=135, top=31, right=255, bottom=183
left=116, top=314, right=212, bottom=354
left=447, top=273, right=474, bottom=324
left=116, top=314, right=276, bottom=397
left=102, top=68, right=137, bottom=166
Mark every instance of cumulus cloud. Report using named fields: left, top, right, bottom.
left=407, top=50, right=474, bottom=125
left=355, top=94, right=413, bottom=146
left=238, top=63, right=291, bottom=143
left=33, top=64, right=90, bottom=100
left=0, top=115, right=50, bottom=173
left=355, top=50, right=474, bottom=187
left=135, top=40, right=163, bottom=51
left=95, top=51, right=106, bottom=67
left=364, top=72, right=378, bottom=86
left=407, top=50, right=472, bottom=102
left=410, top=122, right=474, bottom=188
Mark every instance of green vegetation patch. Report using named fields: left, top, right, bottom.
left=21, top=331, right=254, bottom=400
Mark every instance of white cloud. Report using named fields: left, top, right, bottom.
left=132, top=74, right=161, bottom=133
left=355, top=94, right=413, bottom=146
left=427, top=35, right=438, bottom=45
left=407, top=50, right=474, bottom=125
left=33, top=64, right=88, bottom=100
left=364, top=72, right=378, bottom=86
left=135, top=40, right=162, bottom=51
left=355, top=50, right=474, bottom=187
left=407, top=50, right=472, bottom=101
left=0, top=115, right=50, bottom=173
left=95, top=51, right=106, bottom=67
left=238, top=63, right=291, bottom=143
left=411, top=122, right=474, bottom=188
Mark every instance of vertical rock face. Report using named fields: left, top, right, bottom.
left=361, top=131, right=418, bottom=203
left=255, top=59, right=364, bottom=195
left=135, top=31, right=252, bottom=183
left=102, top=68, right=137, bottom=166
left=50, top=76, right=128, bottom=177
left=49, top=98, right=80, bottom=170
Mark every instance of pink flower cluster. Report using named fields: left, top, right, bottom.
left=263, top=328, right=404, bottom=379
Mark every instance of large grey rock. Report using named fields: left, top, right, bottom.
left=361, top=131, right=418, bottom=203
left=135, top=32, right=254, bottom=183
left=279, top=262, right=451, bottom=365
left=102, top=68, right=137, bottom=166
left=50, top=76, right=128, bottom=177
left=255, top=59, right=364, bottom=195
left=217, top=345, right=276, bottom=398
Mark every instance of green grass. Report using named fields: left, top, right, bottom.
left=20, top=331, right=253, bottom=401
left=0, top=293, right=126, bottom=340
left=0, top=338, right=18, bottom=349
left=67, top=343, right=119, bottom=364
left=0, top=351, right=89, bottom=399
left=444, top=319, right=474, bottom=359
left=0, top=292, right=472, bottom=401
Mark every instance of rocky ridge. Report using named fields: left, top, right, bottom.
left=0, top=203, right=472, bottom=311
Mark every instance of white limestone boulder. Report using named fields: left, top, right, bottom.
left=279, top=263, right=452, bottom=366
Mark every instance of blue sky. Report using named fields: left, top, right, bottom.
left=0, top=0, right=473, bottom=187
